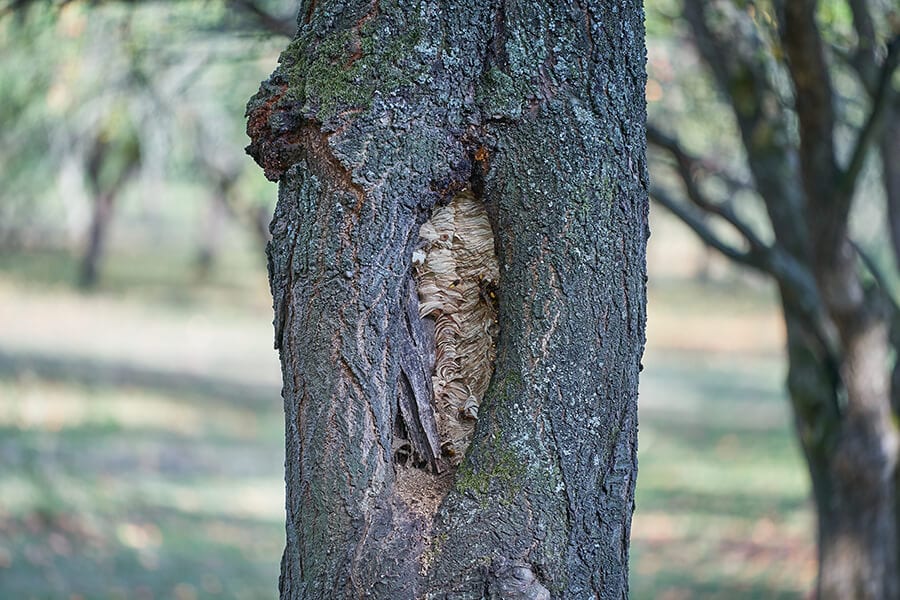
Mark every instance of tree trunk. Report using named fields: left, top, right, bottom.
left=884, top=107, right=900, bottom=285
left=882, top=103, right=900, bottom=599
left=196, top=189, right=228, bottom=280
left=817, top=314, right=898, bottom=600
left=783, top=294, right=899, bottom=599
left=246, top=1, right=647, bottom=598
left=79, top=129, right=139, bottom=289
left=668, top=4, right=900, bottom=595
left=79, top=191, right=115, bottom=289
left=780, top=2, right=899, bottom=596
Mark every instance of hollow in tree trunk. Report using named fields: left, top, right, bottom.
left=246, top=1, right=648, bottom=597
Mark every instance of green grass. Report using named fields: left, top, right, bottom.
left=0, top=378, right=285, bottom=600
left=0, top=241, right=270, bottom=312
left=0, top=233, right=283, bottom=600
left=633, top=279, right=814, bottom=598
left=0, top=242, right=814, bottom=598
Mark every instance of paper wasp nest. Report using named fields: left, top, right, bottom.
left=412, top=191, right=500, bottom=464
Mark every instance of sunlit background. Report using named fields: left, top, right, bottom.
left=6, top=0, right=890, bottom=597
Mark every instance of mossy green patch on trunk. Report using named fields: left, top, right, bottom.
left=279, top=10, right=427, bottom=122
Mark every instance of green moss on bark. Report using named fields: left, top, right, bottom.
left=279, top=11, right=426, bottom=121
left=454, top=444, right=526, bottom=505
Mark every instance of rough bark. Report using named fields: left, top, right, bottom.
left=246, top=1, right=647, bottom=598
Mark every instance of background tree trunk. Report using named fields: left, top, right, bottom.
left=246, top=1, right=647, bottom=598
left=647, top=3, right=900, bottom=596
left=79, top=190, right=115, bottom=289
left=79, top=127, right=140, bottom=289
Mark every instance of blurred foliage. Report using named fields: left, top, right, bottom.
left=645, top=0, right=774, bottom=256
left=0, top=0, right=292, bottom=258
left=646, top=3, right=900, bottom=592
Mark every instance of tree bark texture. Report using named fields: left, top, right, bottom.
left=246, top=1, right=648, bottom=598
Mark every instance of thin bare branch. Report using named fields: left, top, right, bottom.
left=1, top=0, right=297, bottom=38
left=681, top=2, right=736, bottom=105
left=682, top=1, right=811, bottom=262
left=847, top=0, right=876, bottom=57
left=646, top=125, right=754, bottom=194
left=839, top=35, right=900, bottom=200
left=850, top=239, right=900, bottom=315
left=650, top=185, right=764, bottom=270
left=647, top=125, right=768, bottom=253
left=228, top=0, right=296, bottom=38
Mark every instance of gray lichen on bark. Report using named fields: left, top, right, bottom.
left=246, top=0, right=647, bottom=597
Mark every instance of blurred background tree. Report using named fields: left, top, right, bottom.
left=0, top=0, right=293, bottom=287
left=0, top=4, right=302, bottom=597
left=647, top=0, right=899, bottom=597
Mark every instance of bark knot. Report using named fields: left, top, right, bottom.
left=488, top=560, right=551, bottom=600
left=245, top=77, right=306, bottom=182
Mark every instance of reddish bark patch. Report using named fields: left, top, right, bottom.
left=474, top=145, right=491, bottom=177
left=304, top=0, right=317, bottom=24
left=245, top=81, right=305, bottom=182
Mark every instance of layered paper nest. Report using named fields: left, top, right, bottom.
left=412, top=191, right=500, bottom=463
